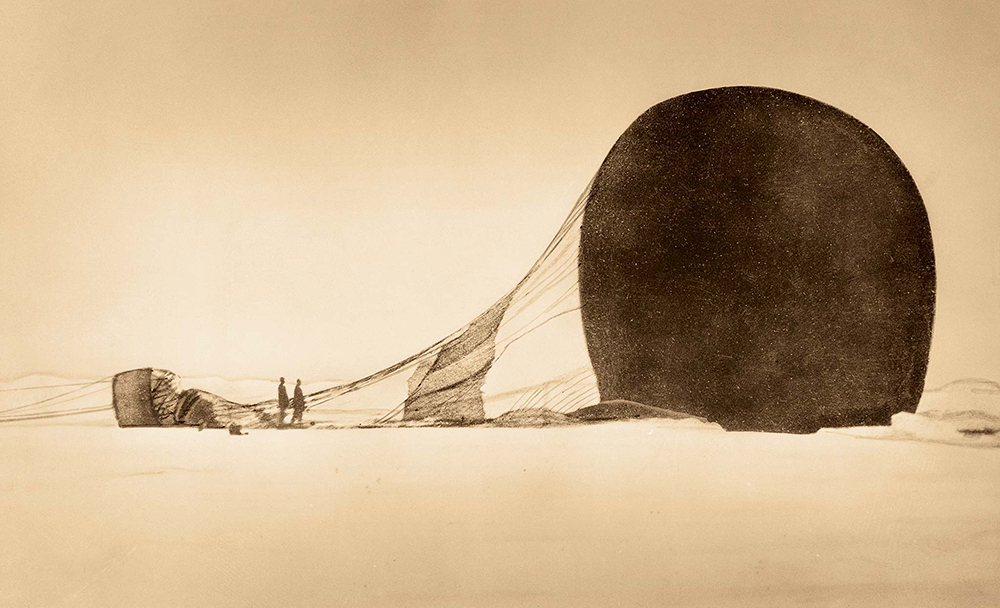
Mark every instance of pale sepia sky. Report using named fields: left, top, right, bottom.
left=1, top=0, right=998, bottom=387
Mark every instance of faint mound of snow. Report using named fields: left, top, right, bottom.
left=927, top=378, right=1000, bottom=393
left=887, top=410, right=1000, bottom=446
left=828, top=410, right=1000, bottom=448
left=572, top=400, right=708, bottom=423
left=917, top=377, right=1000, bottom=418
left=363, top=418, right=450, bottom=428
left=489, top=408, right=575, bottom=427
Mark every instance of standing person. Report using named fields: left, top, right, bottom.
left=276, top=377, right=289, bottom=428
left=292, top=379, right=306, bottom=424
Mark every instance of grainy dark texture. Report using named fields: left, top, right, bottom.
left=579, top=87, right=936, bottom=433
left=112, top=368, right=267, bottom=429
left=571, top=400, right=707, bottom=422
left=111, top=368, right=157, bottom=427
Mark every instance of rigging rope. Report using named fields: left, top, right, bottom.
left=0, top=405, right=113, bottom=423
left=0, top=377, right=113, bottom=416
left=516, top=367, right=593, bottom=411
left=237, top=176, right=597, bottom=427
left=297, top=178, right=594, bottom=411
left=0, top=380, right=110, bottom=392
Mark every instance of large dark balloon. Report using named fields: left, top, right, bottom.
left=579, top=87, right=935, bottom=433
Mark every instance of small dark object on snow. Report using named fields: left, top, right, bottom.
left=957, top=428, right=998, bottom=436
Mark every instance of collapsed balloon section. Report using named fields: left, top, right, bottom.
left=112, top=368, right=269, bottom=429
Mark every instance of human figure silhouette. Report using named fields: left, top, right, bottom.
left=277, top=377, right=289, bottom=428
left=291, top=379, right=306, bottom=424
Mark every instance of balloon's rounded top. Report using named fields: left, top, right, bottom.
left=579, top=86, right=935, bottom=433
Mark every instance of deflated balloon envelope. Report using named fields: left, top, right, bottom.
left=578, top=86, right=935, bottom=433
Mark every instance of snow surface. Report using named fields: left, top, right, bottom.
left=2, top=376, right=999, bottom=605
left=828, top=379, right=1000, bottom=448
left=1, top=422, right=998, bottom=607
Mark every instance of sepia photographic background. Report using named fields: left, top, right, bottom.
left=2, top=0, right=999, bottom=388
left=2, top=2, right=999, bottom=607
